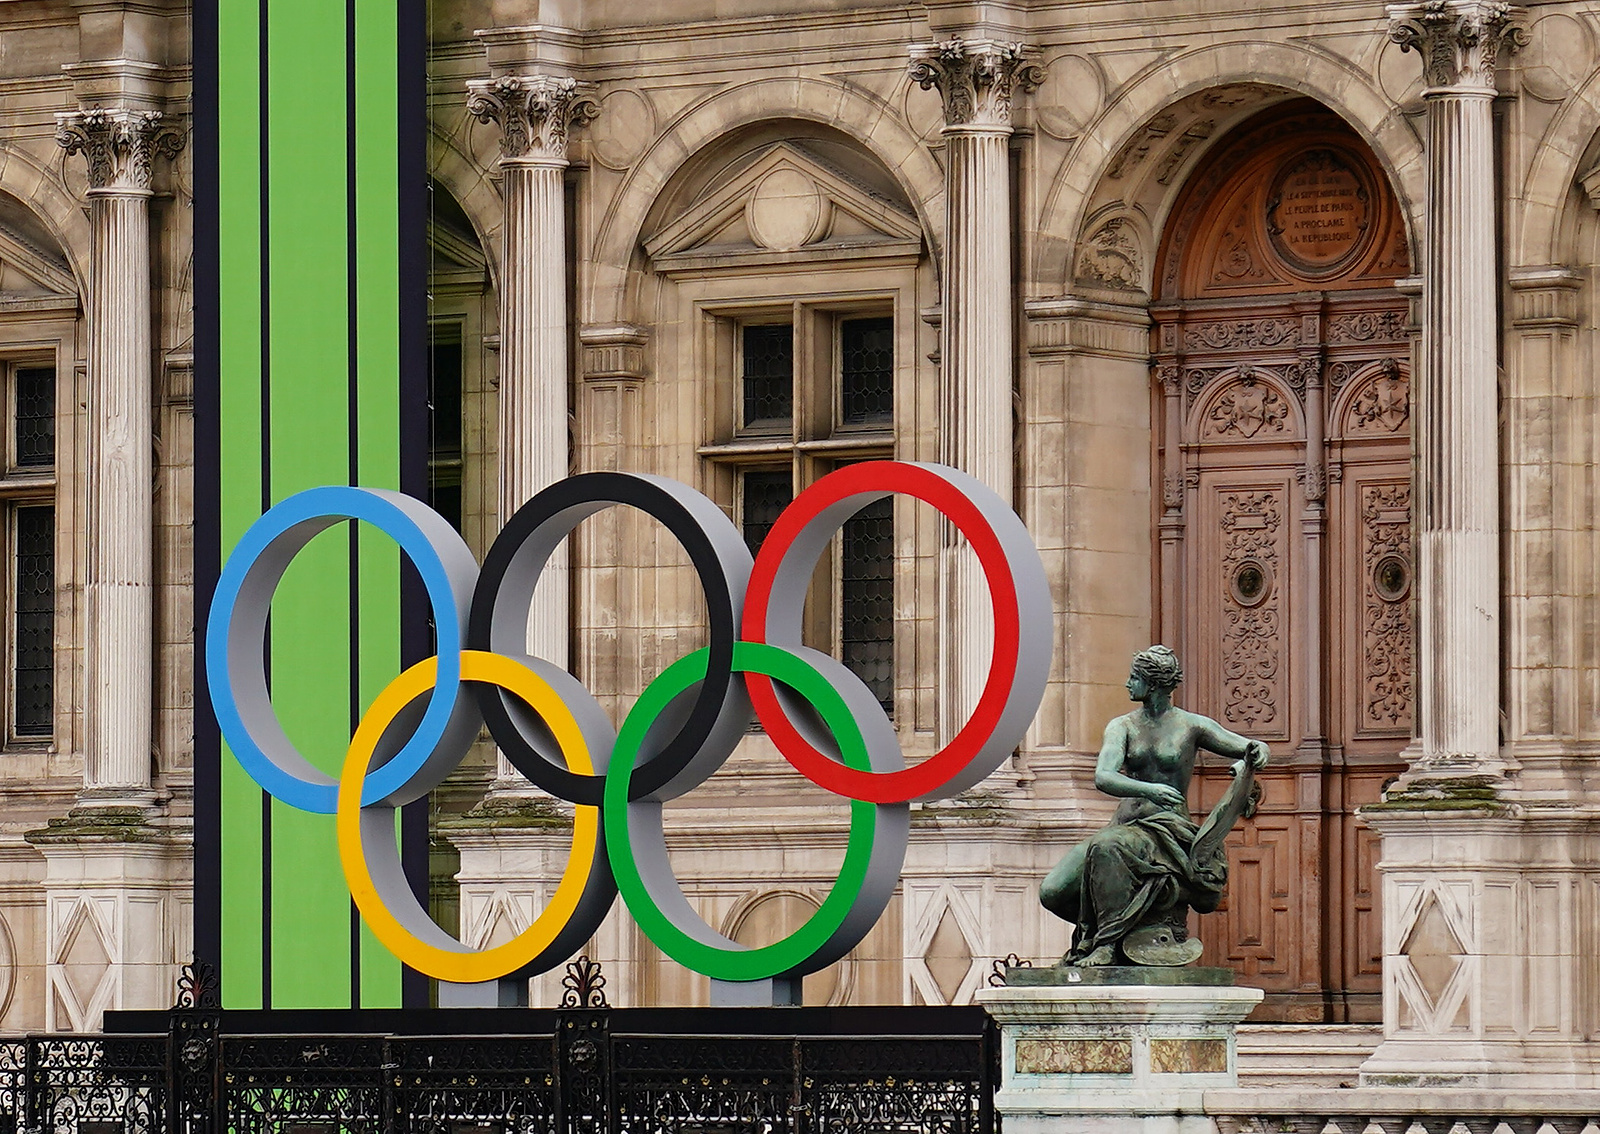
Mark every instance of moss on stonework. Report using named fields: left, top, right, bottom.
left=1364, top=775, right=1509, bottom=814
left=25, top=807, right=171, bottom=845
left=440, top=794, right=574, bottom=832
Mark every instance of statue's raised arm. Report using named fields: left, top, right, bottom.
left=1039, top=645, right=1266, bottom=968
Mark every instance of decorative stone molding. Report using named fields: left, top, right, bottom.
left=1507, top=266, right=1582, bottom=328
left=1024, top=298, right=1149, bottom=360
left=55, top=107, right=184, bottom=194
left=907, top=38, right=1043, bottom=130
left=580, top=323, right=649, bottom=382
left=1386, top=1, right=1527, bottom=93
left=466, top=74, right=598, bottom=164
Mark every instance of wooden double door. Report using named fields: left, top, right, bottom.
left=1156, top=304, right=1411, bottom=1021
left=1150, top=102, right=1416, bottom=1021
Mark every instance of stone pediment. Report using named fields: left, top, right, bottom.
left=0, top=223, right=75, bottom=307
left=644, top=142, right=922, bottom=273
left=428, top=217, right=487, bottom=287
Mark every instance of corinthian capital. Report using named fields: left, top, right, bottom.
left=908, top=38, right=1044, bottom=129
left=467, top=74, right=599, bottom=164
left=56, top=107, right=185, bottom=194
left=1387, top=1, right=1527, bottom=92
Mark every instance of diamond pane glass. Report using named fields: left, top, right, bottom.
left=742, top=324, right=793, bottom=427
left=842, top=495, right=893, bottom=714
left=741, top=470, right=793, bottom=556
left=14, top=504, right=52, bottom=737
left=840, top=317, right=892, bottom=425
left=14, top=368, right=54, bottom=468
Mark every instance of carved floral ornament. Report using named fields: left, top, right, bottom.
left=466, top=74, right=599, bottom=164
left=1386, top=0, right=1528, bottom=93
left=907, top=38, right=1044, bottom=129
left=55, top=107, right=185, bottom=194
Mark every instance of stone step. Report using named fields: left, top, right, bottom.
left=1236, top=1024, right=1382, bottom=1089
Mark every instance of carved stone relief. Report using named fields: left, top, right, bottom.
left=1076, top=217, right=1143, bottom=290
left=1219, top=490, right=1284, bottom=731
left=1106, top=112, right=1176, bottom=179
left=1153, top=120, right=1216, bottom=185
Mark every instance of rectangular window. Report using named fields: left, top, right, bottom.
left=841, top=495, right=894, bottom=714
left=741, top=323, right=794, bottom=428
left=13, top=367, right=54, bottom=469
left=840, top=317, right=893, bottom=425
left=740, top=469, right=793, bottom=556
left=12, top=503, right=53, bottom=737
left=710, top=306, right=898, bottom=729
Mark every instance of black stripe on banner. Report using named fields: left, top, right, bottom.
left=257, top=0, right=273, bottom=1011
left=191, top=0, right=223, bottom=979
left=345, top=0, right=362, bottom=1010
left=396, top=0, right=430, bottom=1010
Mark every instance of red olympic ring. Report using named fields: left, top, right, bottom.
left=743, top=461, right=1026, bottom=804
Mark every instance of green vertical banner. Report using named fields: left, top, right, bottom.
left=194, top=0, right=428, bottom=1008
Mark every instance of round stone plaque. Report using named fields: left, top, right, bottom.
left=1267, top=149, right=1372, bottom=273
left=747, top=168, right=825, bottom=252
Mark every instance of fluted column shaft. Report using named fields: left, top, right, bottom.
left=909, top=39, right=1041, bottom=737
left=499, top=156, right=570, bottom=669
left=467, top=75, right=597, bottom=686
left=944, top=125, right=1013, bottom=727
left=87, top=191, right=154, bottom=796
left=1388, top=1, right=1524, bottom=772
left=56, top=108, right=182, bottom=802
left=1418, top=90, right=1497, bottom=764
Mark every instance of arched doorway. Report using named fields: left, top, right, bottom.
left=1152, top=100, right=1413, bottom=1022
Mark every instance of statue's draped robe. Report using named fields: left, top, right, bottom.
left=1066, top=797, right=1228, bottom=963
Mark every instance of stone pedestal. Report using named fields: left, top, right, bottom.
left=26, top=811, right=190, bottom=1031
left=1358, top=803, right=1600, bottom=1089
left=977, top=971, right=1262, bottom=1133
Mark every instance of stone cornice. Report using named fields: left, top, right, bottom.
left=907, top=37, right=1043, bottom=130
left=1386, top=1, right=1527, bottom=94
left=466, top=73, right=598, bottom=165
left=55, top=106, right=184, bottom=195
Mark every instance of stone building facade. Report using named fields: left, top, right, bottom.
left=1, top=0, right=1599, bottom=1093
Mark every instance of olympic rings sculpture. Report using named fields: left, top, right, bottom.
left=207, top=461, right=1053, bottom=987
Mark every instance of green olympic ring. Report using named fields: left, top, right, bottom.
left=604, top=642, right=908, bottom=982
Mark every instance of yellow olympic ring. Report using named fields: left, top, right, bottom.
left=337, top=650, right=609, bottom=984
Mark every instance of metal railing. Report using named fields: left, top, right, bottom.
left=14, top=963, right=998, bottom=1134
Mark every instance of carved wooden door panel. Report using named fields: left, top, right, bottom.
left=1149, top=101, right=1414, bottom=1022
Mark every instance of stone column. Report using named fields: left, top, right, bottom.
left=1387, top=1, right=1523, bottom=781
left=56, top=108, right=183, bottom=805
left=908, top=39, right=1041, bottom=736
left=466, top=75, right=596, bottom=678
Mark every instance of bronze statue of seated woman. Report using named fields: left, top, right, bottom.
left=1039, top=645, right=1266, bottom=967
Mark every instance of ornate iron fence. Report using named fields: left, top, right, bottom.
left=21, top=963, right=998, bottom=1134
